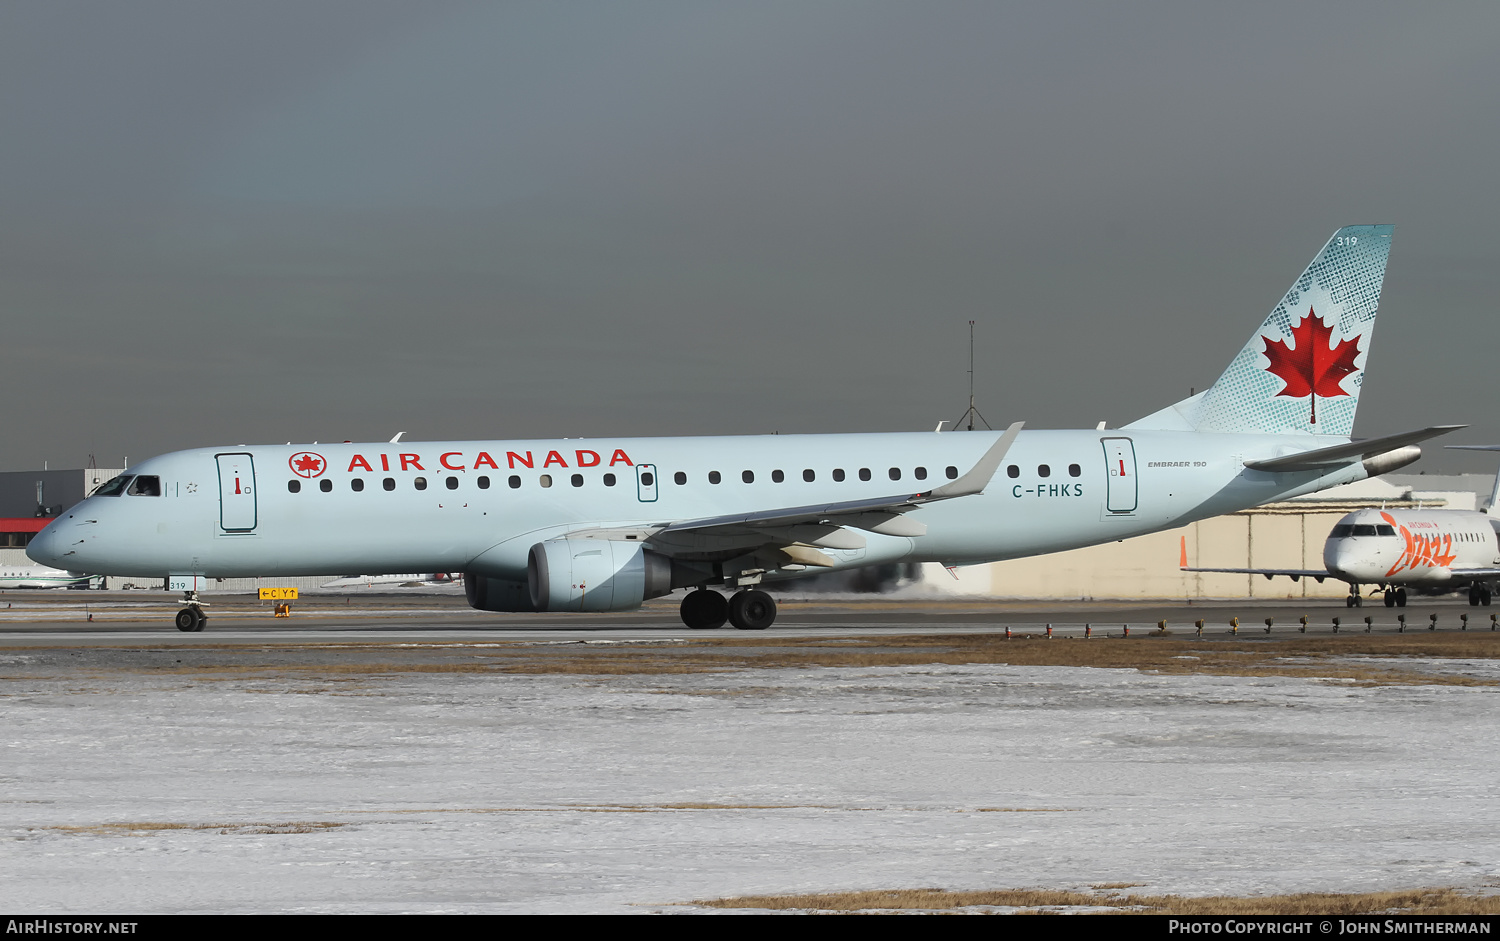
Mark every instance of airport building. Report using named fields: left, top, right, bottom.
left=0, top=465, right=1492, bottom=600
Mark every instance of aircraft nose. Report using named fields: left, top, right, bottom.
left=25, top=520, right=66, bottom=567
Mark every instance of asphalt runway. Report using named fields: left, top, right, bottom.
left=1, top=589, right=1497, bottom=645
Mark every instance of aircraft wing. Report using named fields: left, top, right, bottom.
left=1177, top=536, right=1331, bottom=582
left=563, top=422, right=1025, bottom=564
left=654, top=421, right=1023, bottom=537
left=1243, top=425, right=1465, bottom=472
left=1446, top=566, right=1500, bottom=579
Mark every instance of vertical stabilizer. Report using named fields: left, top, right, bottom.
left=1126, top=225, right=1392, bottom=436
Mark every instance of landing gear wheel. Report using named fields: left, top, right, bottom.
left=175, top=608, right=204, bottom=632
left=728, top=589, right=777, bottom=631
left=680, top=589, right=728, bottom=630
left=1345, top=595, right=1356, bottom=608
left=1396, top=588, right=1407, bottom=607
left=1384, top=591, right=1395, bottom=608
left=1470, top=588, right=1481, bottom=606
left=1483, top=590, right=1493, bottom=607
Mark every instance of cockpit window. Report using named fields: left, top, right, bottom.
left=93, top=475, right=132, bottom=497
left=126, top=475, right=161, bottom=497
left=1332, top=523, right=1396, bottom=538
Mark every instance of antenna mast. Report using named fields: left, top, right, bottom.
left=952, top=320, right=992, bottom=431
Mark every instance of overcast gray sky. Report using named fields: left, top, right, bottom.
left=3, top=1, right=1497, bottom=472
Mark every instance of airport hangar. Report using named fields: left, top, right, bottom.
left=0, top=464, right=1489, bottom=601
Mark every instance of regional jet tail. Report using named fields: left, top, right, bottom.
left=29, top=225, right=1462, bottom=631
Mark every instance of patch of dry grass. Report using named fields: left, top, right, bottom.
left=695, top=886, right=1500, bottom=914
left=20, top=632, right=1500, bottom=685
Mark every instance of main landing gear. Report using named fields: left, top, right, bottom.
left=174, top=592, right=209, bottom=632
left=1382, top=587, right=1407, bottom=608
left=1468, top=586, right=1493, bottom=606
left=678, top=588, right=777, bottom=630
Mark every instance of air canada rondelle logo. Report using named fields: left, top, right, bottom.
left=289, top=451, right=327, bottom=479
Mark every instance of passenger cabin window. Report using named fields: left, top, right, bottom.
left=772, top=470, right=784, bottom=483
left=888, top=468, right=901, bottom=481
left=539, top=475, right=553, bottom=488
left=858, top=468, right=871, bottom=481
left=603, top=473, right=616, bottom=486
left=1038, top=465, right=1051, bottom=478
left=674, top=472, right=686, bottom=485
left=127, top=476, right=160, bottom=496
left=414, top=477, right=428, bottom=491
left=351, top=479, right=365, bottom=492
left=946, top=466, right=958, bottom=479
left=445, top=477, right=459, bottom=490
left=708, top=471, right=721, bottom=484
left=571, top=474, right=584, bottom=487
left=1068, top=464, right=1081, bottom=477
left=508, top=476, right=521, bottom=489
left=742, top=470, right=755, bottom=484
left=287, top=480, right=301, bottom=493
left=914, top=467, right=927, bottom=481
left=477, top=476, right=490, bottom=489
left=93, top=475, right=131, bottom=497
left=383, top=478, right=395, bottom=491
left=833, top=469, right=845, bottom=482
left=1006, top=465, right=1019, bottom=478
left=803, top=469, right=815, bottom=482
left=320, top=479, right=333, bottom=492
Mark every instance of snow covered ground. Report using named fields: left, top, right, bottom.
left=3, top=654, right=1498, bottom=913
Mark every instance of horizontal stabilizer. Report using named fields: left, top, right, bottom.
left=1244, top=425, right=1464, bottom=472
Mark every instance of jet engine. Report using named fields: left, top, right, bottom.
left=527, top=538, right=699, bottom=612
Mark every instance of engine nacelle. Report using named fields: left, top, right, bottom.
left=1362, top=446, right=1422, bottom=477
left=464, top=575, right=537, bottom=612
left=527, top=538, right=677, bottom=612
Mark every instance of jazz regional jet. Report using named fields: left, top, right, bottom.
left=28, top=225, right=1462, bottom=631
left=1182, top=448, right=1500, bottom=608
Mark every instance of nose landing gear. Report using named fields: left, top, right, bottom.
left=174, top=592, right=208, bottom=632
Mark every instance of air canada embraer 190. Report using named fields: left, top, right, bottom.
left=29, top=225, right=1463, bottom=631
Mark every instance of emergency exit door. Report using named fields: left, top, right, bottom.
left=216, top=453, right=258, bottom=532
left=1102, top=437, right=1137, bottom=514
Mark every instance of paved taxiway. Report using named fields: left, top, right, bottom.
left=1, top=591, right=1495, bottom=644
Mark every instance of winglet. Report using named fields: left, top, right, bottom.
left=925, top=421, right=1025, bottom=500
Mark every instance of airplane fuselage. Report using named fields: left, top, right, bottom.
left=31, top=429, right=1379, bottom=582
left=1324, top=507, right=1500, bottom=587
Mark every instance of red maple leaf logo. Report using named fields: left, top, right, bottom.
left=289, top=452, right=326, bottom=478
left=1261, top=307, right=1360, bottom=425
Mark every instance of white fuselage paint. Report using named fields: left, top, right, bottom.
left=30, top=429, right=1377, bottom=581
left=1323, top=507, right=1500, bottom=587
left=0, top=565, right=91, bottom=589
